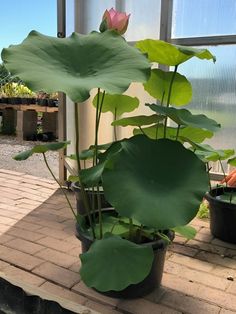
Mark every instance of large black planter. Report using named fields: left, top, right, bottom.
left=205, top=187, right=236, bottom=244
left=75, top=209, right=174, bottom=298
left=72, top=182, right=111, bottom=215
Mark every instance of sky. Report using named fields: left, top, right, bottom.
left=0, top=0, right=57, bottom=55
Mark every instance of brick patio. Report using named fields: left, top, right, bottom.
left=0, top=168, right=235, bottom=313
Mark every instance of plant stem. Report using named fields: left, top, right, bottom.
left=129, top=218, right=133, bottom=240
left=155, top=91, right=165, bottom=140
left=163, top=65, right=178, bottom=138
left=114, top=108, right=118, bottom=141
left=97, top=185, right=103, bottom=239
left=175, top=125, right=180, bottom=141
left=219, top=159, right=227, bottom=188
left=74, top=103, right=95, bottom=238
left=43, top=153, right=77, bottom=221
left=206, top=162, right=212, bottom=191
left=94, top=89, right=106, bottom=239
left=139, top=126, right=146, bottom=136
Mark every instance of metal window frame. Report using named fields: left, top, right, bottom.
left=57, top=0, right=67, bottom=184
left=169, top=20, right=236, bottom=182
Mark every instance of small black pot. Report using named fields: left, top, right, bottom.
left=75, top=209, right=174, bottom=298
left=205, top=187, right=236, bottom=244
left=72, top=182, right=111, bottom=215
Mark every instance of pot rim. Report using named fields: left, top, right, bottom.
left=205, top=186, right=236, bottom=206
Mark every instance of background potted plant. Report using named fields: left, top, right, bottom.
left=2, top=8, right=218, bottom=297
left=201, top=148, right=236, bottom=244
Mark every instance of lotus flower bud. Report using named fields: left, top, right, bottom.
left=99, top=8, right=130, bottom=35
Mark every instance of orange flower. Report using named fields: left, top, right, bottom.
left=220, top=169, right=236, bottom=186
left=99, top=8, right=130, bottom=35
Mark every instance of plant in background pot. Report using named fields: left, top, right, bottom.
left=198, top=146, right=236, bottom=244
left=2, top=8, right=218, bottom=297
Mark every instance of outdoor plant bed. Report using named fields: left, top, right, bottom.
left=205, top=186, right=236, bottom=244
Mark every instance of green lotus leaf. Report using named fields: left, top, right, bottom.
left=228, top=157, right=236, bottom=166
left=147, top=104, right=220, bottom=131
left=112, top=114, right=164, bottom=127
left=136, top=39, right=216, bottom=66
left=144, top=69, right=192, bottom=106
left=173, top=225, right=197, bottom=239
left=14, top=141, right=70, bottom=161
left=102, top=135, right=208, bottom=229
left=184, top=140, right=235, bottom=162
left=80, top=234, right=154, bottom=291
left=2, top=30, right=150, bottom=102
left=134, top=124, right=213, bottom=143
left=79, top=162, right=105, bottom=187
left=93, top=93, right=139, bottom=116
left=91, top=215, right=130, bottom=238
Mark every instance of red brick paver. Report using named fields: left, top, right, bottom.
left=0, top=168, right=236, bottom=314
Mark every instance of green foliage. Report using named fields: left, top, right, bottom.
left=112, top=114, right=164, bottom=127
left=2, top=30, right=150, bottom=102
left=14, top=141, right=70, bottom=161
left=144, top=69, right=192, bottom=106
left=173, top=225, right=197, bottom=239
left=80, top=234, right=154, bottom=291
left=147, top=104, right=220, bottom=132
left=93, top=93, right=139, bottom=116
left=102, top=135, right=208, bottom=230
left=197, top=201, right=209, bottom=219
left=136, top=39, right=216, bottom=65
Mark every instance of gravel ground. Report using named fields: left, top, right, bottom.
left=0, top=135, right=59, bottom=179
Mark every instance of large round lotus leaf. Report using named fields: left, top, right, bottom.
left=136, top=39, right=215, bottom=66
left=93, top=93, right=139, bottom=116
left=102, top=135, right=208, bottom=230
left=80, top=235, right=154, bottom=292
left=2, top=30, right=150, bottom=102
left=144, top=69, right=192, bottom=106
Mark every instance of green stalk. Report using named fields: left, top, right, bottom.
left=129, top=218, right=133, bottom=240
left=114, top=108, right=118, bottom=141
left=175, top=125, right=180, bottom=141
left=163, top=65, right=178, bottom=138
left=43, top=153, right=77, bottom=221
left=97, top=185, right=103, bottom=239
left=94, top=89, right=105, bottom=238
left=155, top=91, right=165, bottom=140
left=139, top=126, right=147, bottom=136
left=74, top=103, right=95, bottom=238
left=219, top=159, right=227, bottom=188
left=206, top=162, right=212, bottom=191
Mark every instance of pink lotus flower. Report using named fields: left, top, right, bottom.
left=99, top=8, right=130, bottom=35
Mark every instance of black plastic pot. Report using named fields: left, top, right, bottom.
left=75, top=209, right=174, bottom=298
left=72, top=182, right=111, bottom=215
left=205, top=186, right=236, bottom=244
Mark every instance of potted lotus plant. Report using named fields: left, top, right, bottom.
left=2, top=8, right=218, bottom=297
left=202, top=149, right=236, bottom=244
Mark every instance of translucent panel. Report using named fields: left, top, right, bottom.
left=172, top=0, right=236, bottom=38
left=81, top=0, right=116, bottom=33
left=66, top=0, right=75, bottom=36
left=178, top=45, right=236, bottom=153
left=124, top=0, right=161, bottom=41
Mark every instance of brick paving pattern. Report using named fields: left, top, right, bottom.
left=0, top=168, right=236, bottom=313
